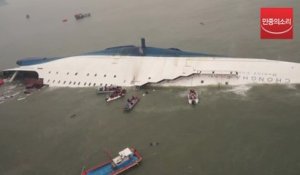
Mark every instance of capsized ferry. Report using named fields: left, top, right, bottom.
left=1, top=39, right=300, bottom=88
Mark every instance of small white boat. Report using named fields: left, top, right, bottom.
left=188, top=89, right=199, bottom=105
left=105, top=89, right=126, bottom=102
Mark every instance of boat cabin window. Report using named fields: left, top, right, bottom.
left=63, top=81, right=66, bottom=84
left=88, top=83, right=91, bottom=86
left=52, top=80, right=55, bottom=83
left=84, top=82, right=87, bottom=86
left=87, top=73, right=89, bottom=76
left=148, top=77, right=151, bottom=79
left=48, top=71, right=51, bottom=74
left=56, top=72, right=58, bottom=74
left=78, top=82, right=80, bottom=85
left=104, top=74, right=107, bottom=77
left=94, top=74, right=97, bottom=77
left=69, top=81, right=72, bottom=85
left=93, top=83, right=96, bottom=86
left=73, top=82, right=76, bottom=85
left=75, top=72, right=78, bottom=76
left=58, top=80, right=61, bottom=84
left=47, top=79, right=50, bottom=83
left=67, top=72, right=69, bottom=75
left=201, top=80, right=204, bottom=84
left=114, top=75, right=116, bottom=78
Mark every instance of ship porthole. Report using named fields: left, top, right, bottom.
left=225, top=82, right=229, bottom=85
left=201, top=80, right=204, bottom=84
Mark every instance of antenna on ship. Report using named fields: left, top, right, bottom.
left=139, top=38, right=146, bottom=56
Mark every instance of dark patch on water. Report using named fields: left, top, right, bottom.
left=0, top=0, right=7, bottom=7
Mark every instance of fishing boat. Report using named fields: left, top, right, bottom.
left=81, top=147, right=142, bottom=175
left=105, top=89, right=126, bottom=102
left=188, top=89, right=199, bottom=105
left=124, top=96, right=140, bottom=111
left=75, top=13, right=91, bottom=20
left=97, top=85, right=121, bottom=94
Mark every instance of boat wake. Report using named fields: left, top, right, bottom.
left=135, top=105, right=191, bottom=114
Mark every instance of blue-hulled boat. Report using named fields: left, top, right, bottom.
left=81, top=148, right=142, bottom=175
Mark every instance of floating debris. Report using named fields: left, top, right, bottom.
left=149, top=142, right=160, bottom=147
left=70, top=114, right=77, bottom=119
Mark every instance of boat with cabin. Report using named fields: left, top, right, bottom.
left=81, top=147, right=142, bottom=175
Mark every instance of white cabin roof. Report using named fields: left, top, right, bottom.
left=119, top=148, right=133, bottom=157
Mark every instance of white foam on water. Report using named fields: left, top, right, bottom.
left=17, top=97, right=26, bottom=101
left=285, top=84, right=297, bottom=90
left=223, top=85, right=253, bottom=96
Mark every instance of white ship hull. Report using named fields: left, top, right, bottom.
left=3, top=55, right=300, bottom=87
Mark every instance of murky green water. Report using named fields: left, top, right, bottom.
left=1, top=0, right=300, bottom=174
left=1, top=85, right=300, bottom=175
